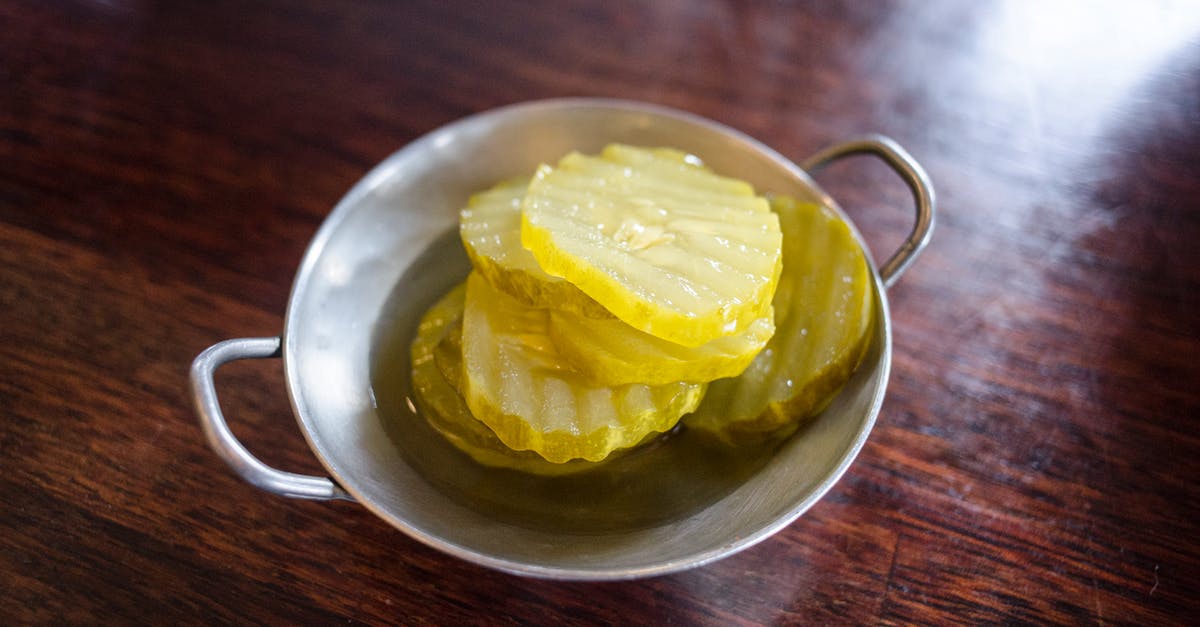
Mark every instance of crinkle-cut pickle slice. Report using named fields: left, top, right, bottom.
left=547, top=306, right=775, bottom=386
left=684, top=196, right=875, bottom=444
left=520, top=145, right=783, bottom=347
left=460, top=272, right=705, bottom=463
left=410, top=283, right=601, bottom=476
left=459, top=178, right=612, bottom=318
left=433, top=317, right=665, bottom=472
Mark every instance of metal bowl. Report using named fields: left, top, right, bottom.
left=190, top=98, right=934, bottom=580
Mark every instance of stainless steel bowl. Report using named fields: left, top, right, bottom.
left=190, top=98, right=934, bottom=580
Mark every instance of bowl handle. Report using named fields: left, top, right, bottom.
left=190, top=337, right=355, bottom=501
left=801, top=134, right=936, bottom=288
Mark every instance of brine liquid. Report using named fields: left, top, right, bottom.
left=369, top=230, right=780, bottom=535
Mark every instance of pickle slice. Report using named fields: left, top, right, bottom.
left=547, top=306, right=775, bottom=386
left=684, top=197, right=874, bottom=443
left=459, top=178, right=612, bottom=318
left=410, top=283, right=601, bottom=475
left=460, top=272, right=705, bottom=463
left=521, top=145, right=783, bottom=347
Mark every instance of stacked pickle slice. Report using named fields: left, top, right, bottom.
left=409, top=144, right=873, bottom=472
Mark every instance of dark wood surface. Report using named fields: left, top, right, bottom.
left=4, top=1, right=1198, bottom=623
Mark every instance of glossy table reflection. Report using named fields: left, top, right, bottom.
left=3, top=1, right=1198, bottom=623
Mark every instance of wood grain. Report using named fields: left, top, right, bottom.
left=3, top=0, right=1198, bottom=623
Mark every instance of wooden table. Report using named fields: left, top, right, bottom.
left=4, top=1, right=1198, bottom=623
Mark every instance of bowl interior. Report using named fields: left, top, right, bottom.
left=283, top=99, right=890, bottom=579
